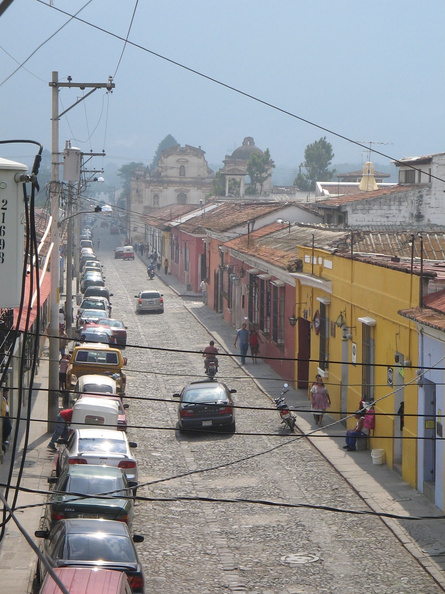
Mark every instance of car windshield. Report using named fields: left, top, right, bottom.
left=81, top=301, right=106, bottom=310
left=80, top=310, right=108, bottom=320
left=183, top=386, right=227, bottom=403
left=64, top=534, right=136, bottom=562
left=66, top=475, right=127, bottom=496
left=77, top=438, right=127, bottom=454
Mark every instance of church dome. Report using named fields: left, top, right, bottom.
left=230, top=137, right=263, bottom=160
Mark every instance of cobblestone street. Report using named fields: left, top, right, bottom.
left=99, top=233, right=443, bottom=593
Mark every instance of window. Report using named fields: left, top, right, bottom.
left=184, top=242, right=189, bottom=272
left=248, top=273, right=259, bottom=325
left=271, top=282, right=284, bottom=345
left=259, top=277, right=271, bottom=334
left=399, top=169, right=415, bottom=184
left=179, top=165, right=186, bottom=176
left=153, top=194, right=159, bottom=207
left=359, top=318, right=376, bottom=401
left=318, top=302, right=329, bottom=371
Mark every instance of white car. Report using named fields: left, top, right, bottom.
left=75, top=374, right=118, bottom=395
left=57, top=428, right=138, bottom=482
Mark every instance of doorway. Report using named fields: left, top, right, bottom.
left=297, top=318, right=310, bottom=389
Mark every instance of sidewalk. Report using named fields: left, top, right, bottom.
left=0, top=355, right=54, bottom=593
left=160, top=271, right=445, bottom=590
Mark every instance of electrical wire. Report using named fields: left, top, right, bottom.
left=112, top=0, right=139, bottom=79
left=35, top=1, right=445, bottom=185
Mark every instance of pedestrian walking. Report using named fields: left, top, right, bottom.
left=164, top=258, right=169, bottom=275
left=59, top=354, right=70, bottom=391
left=310, top=374, right=331, bottom=427
left=59, top=328, right=68, bottom=358
left=156, top=255, right=161, bottom=271
left=199, top=278, right=207, bottom=303
left=234, top=322, right=249, bottom=364
left=47, top=408, right=73, bottom=452
left=249, top=326, right=262, bottom=363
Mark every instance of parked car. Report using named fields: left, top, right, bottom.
left=57, top=428, right=137, bottom=482
left=134, top=290, right=164, bottom=314
left=38, top=567, right=133, bottom=594
left=81, top=275, right=105, bottom=293
left=122, top=246, right=135, bottom=260
left=75, top=392, right=129, bottom=431
left=94, top=318, right=127, bottom=347
left=70, top=395, right=120, bottom=432
left=80, top=253, right=99, bottom=272
left=78, top=296, right=111, bottom=317
left=34, top=519, right=145, bottom=593
left=66, top=344, right=127, bottom=395
left=77, top=326, right=117, bottom=346
left=82, top=259, right=102, bottom=272
left=76, top=308, right=109, bottom=328
left=45, top=465, right=135, bottom=526
left=114, top=246, right=125, bottom=259
left=81, top=265, right=103, bottom=280
left=173, top=379, right=237, bottom=433
left=83, top=286, right=113, bottom=302
left=75, top=374, right=118, bottom=395
left=80, top=239, right=93, bottom=250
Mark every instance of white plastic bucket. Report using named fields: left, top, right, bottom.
left=371, top=449, right=385, bottom=465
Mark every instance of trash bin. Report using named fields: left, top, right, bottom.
left=371, top=449, right=385, bottom=465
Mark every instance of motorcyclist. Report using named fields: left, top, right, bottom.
left=203, top=340, right=219, bottom=372
left=147, top=264, right=155, bottom=278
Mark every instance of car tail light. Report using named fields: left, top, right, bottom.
left=128, top=575, right=143, bottom=590
left=118, top=460, right=136, bottom=469
left=138, top=299, right=142, bottom=304
left=68, top=458, right=88, bottom=465
left=159, top=297, right=164, bottom=304
left=180, top=409, right=195, bottom=417
left=117, top=515, right=129, bottom=523
left=51, top=511, right=66, bottom=522
left=217, top=407, right=233, bottom=415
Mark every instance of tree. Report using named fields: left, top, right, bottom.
left=294, top=137, right=335, bottom=191
left=246, top=149, right=275, bottom=195
left=149, top=134, right=178, bottom=170
left=117, top=161, right=146, bottom=202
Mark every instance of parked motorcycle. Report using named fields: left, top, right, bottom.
left=273, top=383, right=296, bottom=432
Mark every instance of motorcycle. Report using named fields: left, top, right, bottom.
left=147, top=267, right=155, bottom=280
left=273, top=383, right=296, bottom=432
left=205, top=358, right=218, bottom=379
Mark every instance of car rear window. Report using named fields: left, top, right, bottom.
left=67, top=475, right=126, bottom=496
left=82, top=383, right=114, bottom=393
left=64, top=535, right=136, bottom=562
left=183, top=386, right=227, bottom=403
left=141, top=292, right=160, bottom=299
left=78, top=438, right=126, bottom=453
left=75, top=351, right=119, bottom=365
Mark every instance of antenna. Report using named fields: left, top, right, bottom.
left=355, top=141, right=393, bottom=163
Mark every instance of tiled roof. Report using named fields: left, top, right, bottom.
left=316, top=184, right=417, bottom=207
left=176, top=202, right=286, bottom=234
left=398, top=306, right=445, bottom=332
left=142, top=204, right=199, bottom=228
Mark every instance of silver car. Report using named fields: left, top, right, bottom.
left=57, top=428, right=138, bottom=482
left=134, top=290, right=164, bottom=314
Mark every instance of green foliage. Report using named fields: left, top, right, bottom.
left=246, top=149, right=275, bottom=194
left=117, top=162, right=146, bottom=199
left=294, top=137, right=335, bottom=191
left=149, top=134, right=178, bottom=170
left=212, top=170, right=226, bottom=196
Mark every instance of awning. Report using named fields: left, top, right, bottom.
left=14, top=272, right=51, bottom=332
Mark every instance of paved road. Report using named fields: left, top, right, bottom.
left=94, top=231, right=443, bottom=593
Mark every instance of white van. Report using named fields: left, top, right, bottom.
left=71, top=396, right=119, bottom=431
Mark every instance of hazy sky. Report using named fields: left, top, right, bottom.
left=1, top=0, right=444, bottom=182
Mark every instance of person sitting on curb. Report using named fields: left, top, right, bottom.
left=343, top=409, right=368, bottom=452
left=47, top=408, right=73, bottom=453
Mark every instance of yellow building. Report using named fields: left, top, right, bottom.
left=291, top=246, right=420, bottom=487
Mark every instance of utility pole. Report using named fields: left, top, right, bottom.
left=47, top=71, right=115, bottom=430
